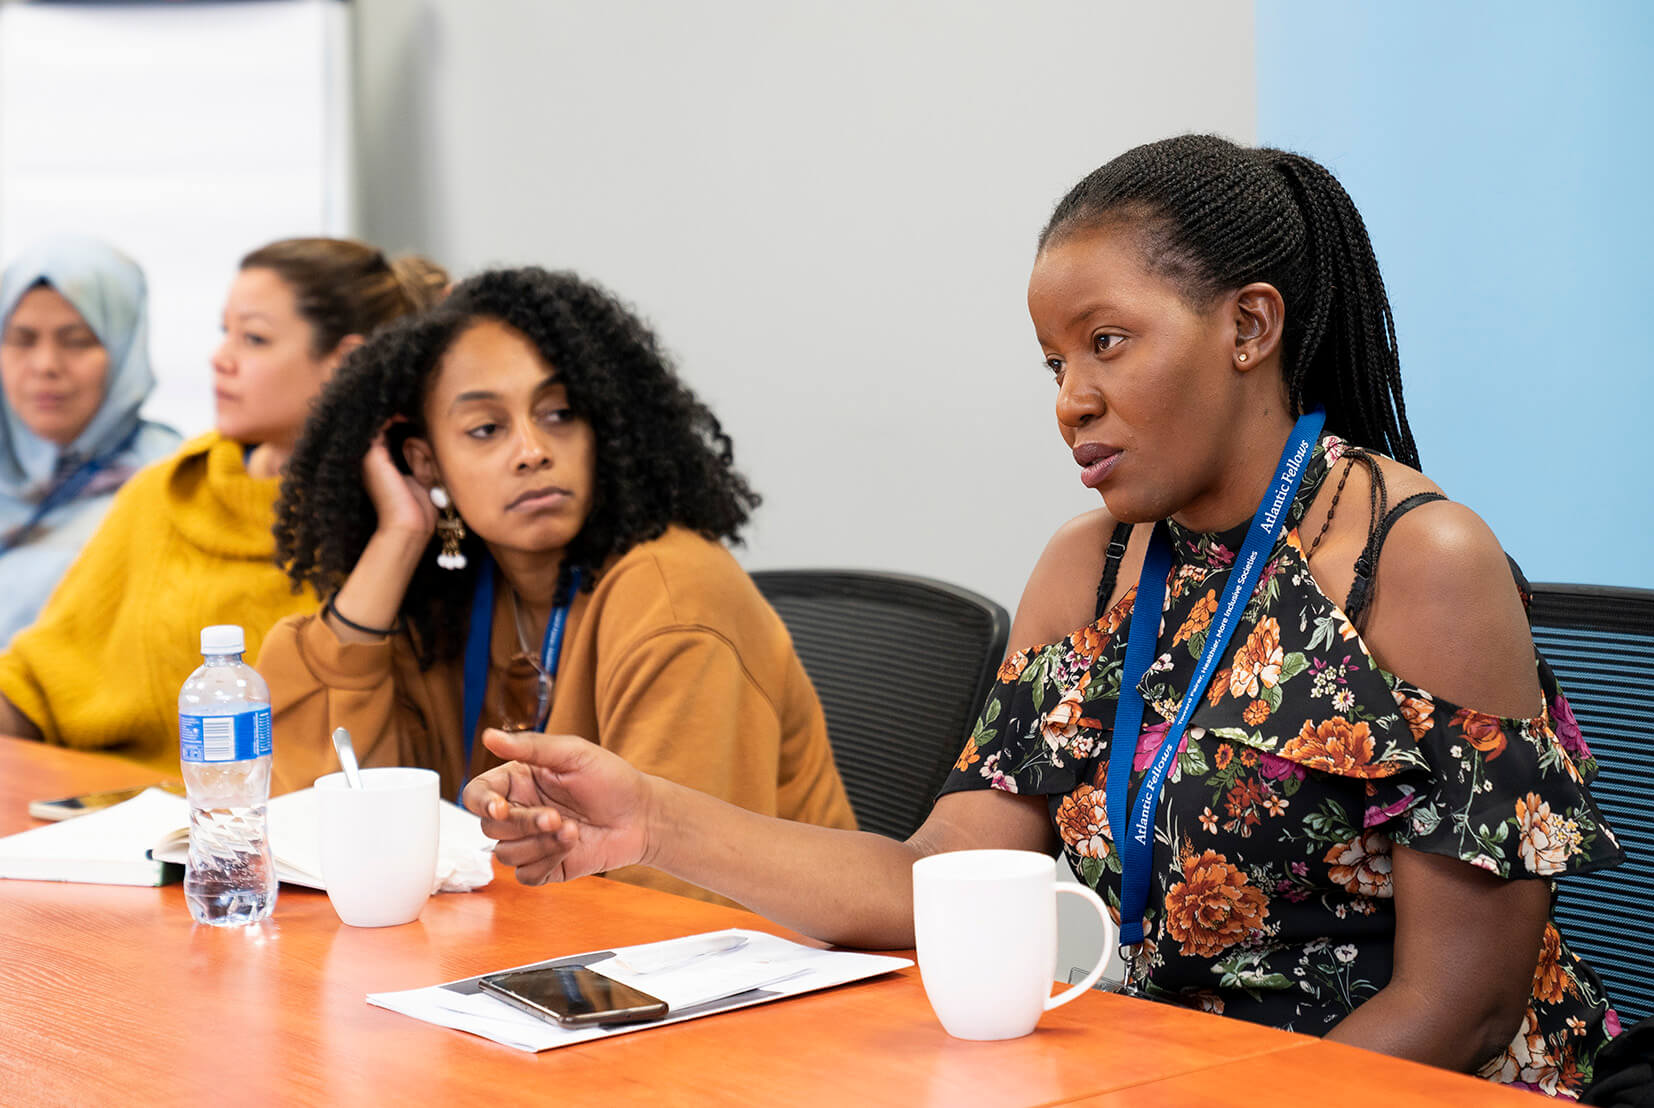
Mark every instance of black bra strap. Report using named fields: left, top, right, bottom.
left=1378, top=492, right=1449, bottom=539
left=1345, top=491, right=1448, bottom=626
left=1506, top=553, right=1534, bottom=613
left=1095, top=522, right=1134, bottom=621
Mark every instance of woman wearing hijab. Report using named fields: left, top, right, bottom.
left=0, top=235, right=181, bottom=645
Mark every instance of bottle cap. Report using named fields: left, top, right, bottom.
left=200, top=624, right=245, bottom=655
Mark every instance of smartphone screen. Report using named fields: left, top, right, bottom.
left=27, top=780, right=187, bottom=822
left=478, top=965, right=669, bottom=1027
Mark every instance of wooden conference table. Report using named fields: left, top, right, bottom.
left=0, top=738, right=1531, bottom=1107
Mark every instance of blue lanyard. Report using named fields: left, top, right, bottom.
left=1105, top=410, right=1324, bottom=948
left=0, top=425, right=139, bottom=555
left=460, top=554, right=581, bottom=788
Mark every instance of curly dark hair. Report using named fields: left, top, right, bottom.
left=274, top=267, right=761, bottom=666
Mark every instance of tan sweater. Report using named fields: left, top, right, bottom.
left=0, top=433, right=318, bottom=774
left=257, top=525, right=855, bottom=903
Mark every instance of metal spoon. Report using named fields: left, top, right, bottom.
left=331, top=727, right=364, bottom=790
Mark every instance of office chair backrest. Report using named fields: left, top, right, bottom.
left=751, top=570, right=1010, bottom=841
left=1529, top=582, right=1654, bottom=1023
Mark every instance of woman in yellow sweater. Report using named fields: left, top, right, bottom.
left=258, top=267, right=854, bottom=902
left=0, top=238, right=447, bottom=774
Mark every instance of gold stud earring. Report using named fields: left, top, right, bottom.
left=1237, top=352, right=1249, bottom=363
left=429, top=485, right=467, bottom=570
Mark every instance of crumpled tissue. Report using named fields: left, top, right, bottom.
left=432, top=801, right=494, bottom=892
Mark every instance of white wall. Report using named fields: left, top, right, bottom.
left=0, top=0, right=354, bottom=438
left=353, top=0, right=1256, bottom=616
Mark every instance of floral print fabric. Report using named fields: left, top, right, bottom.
left=943, top=436, right=1625, bottom=1099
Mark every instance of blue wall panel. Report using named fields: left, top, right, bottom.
left=1257, top=1, right=1653, bottom=587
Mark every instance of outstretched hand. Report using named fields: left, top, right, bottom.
left=462, top=729, right=654, bottom=887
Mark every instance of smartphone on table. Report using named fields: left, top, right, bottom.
left=28, top=780, right=187, bottom=821
left=479, top=964, right=669, bottom=1027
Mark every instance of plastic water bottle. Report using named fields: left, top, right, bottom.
left=179, top=624, right=277, bottom=925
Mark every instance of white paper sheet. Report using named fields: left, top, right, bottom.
left=366, top=928, right=912, bottom=1052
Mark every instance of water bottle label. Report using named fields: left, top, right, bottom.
left=180, top=707, right=272, bottom=763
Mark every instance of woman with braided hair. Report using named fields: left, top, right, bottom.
left=257, top=266, right=855, bottom=905
left=463, top=136, right=1622, bottom=1094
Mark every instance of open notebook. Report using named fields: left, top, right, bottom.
left=0, top=786, right=494, bottom=889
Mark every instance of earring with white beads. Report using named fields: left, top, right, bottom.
left=430, top=485, right=467, bottom=570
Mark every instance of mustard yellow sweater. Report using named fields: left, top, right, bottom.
left=0, top=433, right=319, bottom=774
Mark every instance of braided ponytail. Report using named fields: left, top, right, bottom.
left=1041, top=135, right=1420, bottom=468
left=1270, top=153, right=1416, bottom=468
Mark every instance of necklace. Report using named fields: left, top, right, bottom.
left=463, top=559, right=582, bottom=782
left=508, top=587, right=538, bottom=661
left=507, top=586, right=555, bottom=729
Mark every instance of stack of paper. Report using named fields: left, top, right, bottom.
left=367, top=929, right=912, bottom=1051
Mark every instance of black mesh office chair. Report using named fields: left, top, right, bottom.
left=1529, top=583, right=1654, bottom=1023
left=751, top=570, right=1011, bottom=841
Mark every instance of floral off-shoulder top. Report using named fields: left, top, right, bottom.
left=941, top=435, right=1625, bottom=1099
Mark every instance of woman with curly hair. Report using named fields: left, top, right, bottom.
left=465, top=137, right=1623, bottom=1096
left=0, top=237, right=445, bottom=774
left=259, top=267, right=855, bottom=903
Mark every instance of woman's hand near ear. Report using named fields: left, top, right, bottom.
left=323, top=426, right=438, bottom=644
left=362, top=426, right=437, bottom=542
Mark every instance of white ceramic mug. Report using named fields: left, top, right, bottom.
left=912, top=849, right=1116, bottom=1040
left=315, top=767, right=439, bottom=928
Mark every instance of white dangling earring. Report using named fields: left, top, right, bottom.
left=430, top=485, right=467, bottom=570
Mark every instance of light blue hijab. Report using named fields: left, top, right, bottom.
left=0, top=234, right=167, bottom=495
left=0, top=234, right=181, bottom=644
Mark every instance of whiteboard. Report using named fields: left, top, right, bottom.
left=0, top=0, right=354, bottom=438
